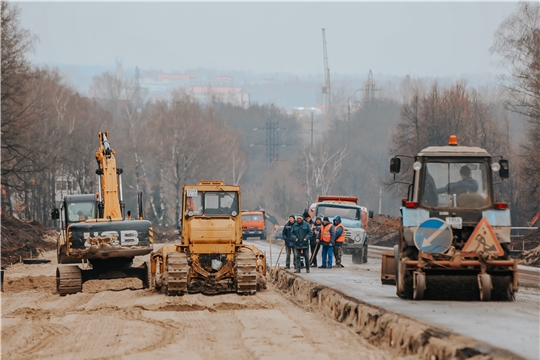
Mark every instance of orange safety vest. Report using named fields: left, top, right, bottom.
left=320, top=223, right=332, bottom=242
left=335, top=223, right=345, bottom=243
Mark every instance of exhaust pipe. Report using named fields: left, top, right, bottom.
left=138, top=191, right=144, bottom=220
left=117, top=168, right=125, bottom=220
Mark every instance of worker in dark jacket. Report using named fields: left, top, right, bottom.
left=303, top=211, right=314, bottom=268
left=282, top=215, right=296, bottom=269
left=332, top=216, right=345, bottom=267
left=310, top=217, right=322, bottom=267
left=436, top=165, right=478, bottom=196
left=291, top=214, right=313, bottom=273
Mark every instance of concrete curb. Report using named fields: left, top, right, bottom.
left=273, top=269, right=524, bottom=360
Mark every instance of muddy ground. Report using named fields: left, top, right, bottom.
left=1, top=250, right=411, bottom=360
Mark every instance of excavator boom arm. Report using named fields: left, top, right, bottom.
left=96, top=131, right=123, bottom=219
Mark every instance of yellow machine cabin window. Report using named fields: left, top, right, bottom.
left=186, top=191, right=238, bottom=216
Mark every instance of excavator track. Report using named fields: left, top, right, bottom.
left=56, top=265, right=82, bottom=296
left=166, top=252, right=189, bottom=296
left=236, top=251, right=258, bottom=295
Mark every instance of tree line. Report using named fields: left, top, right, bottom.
left=2, top=2, right=538, bottom=226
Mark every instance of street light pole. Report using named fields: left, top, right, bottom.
left=374, top=185, right=382, bottom=214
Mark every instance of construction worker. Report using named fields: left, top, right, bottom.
left=291, top=214, right=312, bottom=273
left=303, top=211, right=314, bottom=268
left=282, top=215, right=296, bottom=269
left=332, top=216, right=345, bottom=267
left=310, top=217, right=322, bottom=267
left=319, top=217, right=334, bottom=268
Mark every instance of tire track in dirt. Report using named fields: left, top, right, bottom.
left=2, top=259, right=408, bottom=360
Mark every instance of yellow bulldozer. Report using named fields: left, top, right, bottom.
left=150, top=181, right=266, bottom=295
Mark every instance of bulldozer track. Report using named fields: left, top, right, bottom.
left=166, top=252, right=189, bottom=296
left=56, top=265, right=82, bottom=296
left=235, top=251, right=257, bottom=295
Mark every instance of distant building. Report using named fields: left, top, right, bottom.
left=290, top=107, right=323, bottom=117
left=187, top=86, right=250, bottom=109
left=55, top=175, right=81, bottom=203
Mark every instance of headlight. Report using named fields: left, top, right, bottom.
left=231, top=210, right=238, bottom=216
left=188, top=211, right=194, bottom=217
left=491, top=162, right=501, bottom=171
left=355, top=235, right=361, bottom=242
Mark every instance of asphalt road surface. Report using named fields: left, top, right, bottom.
left=246, top=238, right=540, bottom=360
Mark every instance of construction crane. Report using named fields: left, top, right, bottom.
left=322, top=28, right=331, bottom=115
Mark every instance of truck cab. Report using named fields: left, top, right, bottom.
left=309, top=196, right=373, bottom=264
left=241, top=210, right=266, bottom=240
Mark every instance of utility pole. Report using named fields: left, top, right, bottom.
left=310, top=112, right=314, bottom=148
left=322, top=28, right=331, bottom=116
left=375, top=185, right=382, bottom=214
left=265, top=120, right=279, bottom=163
left=133, top=66, right=143, bottom=109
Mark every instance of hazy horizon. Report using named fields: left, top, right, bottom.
left=17, top=2, right=519, bottom=79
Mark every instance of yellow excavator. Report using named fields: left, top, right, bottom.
left=150, top=181, right=266, bottom=295
left=51, top=131, right=153, bottom=295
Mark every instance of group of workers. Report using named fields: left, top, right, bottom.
left=281, top=211, right=345, bottom=273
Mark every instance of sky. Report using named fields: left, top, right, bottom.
left=16, top=1, right=520, bottom=78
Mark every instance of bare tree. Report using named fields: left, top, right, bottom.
left=302, top=144, right=349, bottom=203
left=1, top=2, right=39, bottom=214
left=491, top=2, right=540, bottom=218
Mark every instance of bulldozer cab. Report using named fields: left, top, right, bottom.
left=151, top=181, right=266, bottom=296
left=182, top=181, right=242, bottom=253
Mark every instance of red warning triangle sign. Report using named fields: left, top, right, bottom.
left=462, top=217, right=504, bottom=257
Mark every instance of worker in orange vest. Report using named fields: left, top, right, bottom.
left=319, top=217, right=334, bottom=268
left=332, top=216, right=345, bottom=267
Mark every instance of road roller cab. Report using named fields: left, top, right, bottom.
left=384, top=136, right=518, bottom=301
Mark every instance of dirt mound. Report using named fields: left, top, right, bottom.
left=368, top=214, right=400, bottom=247
left=1, top=214, right=57, bottom=266
left=152, top=224, right=179, bottom=243
left=516, top=227, right=540, bottom=251
left=519, top=245, right=540, bottom=267
left=3, top=275, right=56, bottom=292
left=514, top=228, right=540, bottom=267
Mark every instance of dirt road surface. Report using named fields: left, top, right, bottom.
left=1, top=250, right=409, bottom=360
left=247, top=238, right=540, bottom=360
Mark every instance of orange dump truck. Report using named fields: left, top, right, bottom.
left=241, top=210, right=266, bottom=240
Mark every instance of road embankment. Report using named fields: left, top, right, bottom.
left=273, top=269, right=524, bottom=360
